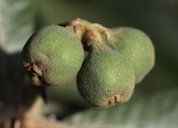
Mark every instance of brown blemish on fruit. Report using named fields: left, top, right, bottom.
left=101, top=94, right=122, bottom=107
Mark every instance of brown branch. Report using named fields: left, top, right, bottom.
left=20, top=114, right=70, bottom=128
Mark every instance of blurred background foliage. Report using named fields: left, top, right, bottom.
left=0, top=0, right=178, bottom=127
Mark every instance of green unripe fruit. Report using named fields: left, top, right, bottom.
left=77, top=50, right=135, bottom=107
left=109, top=27, right=155, bottom=84
left=22, top=25, right=84, bottom=86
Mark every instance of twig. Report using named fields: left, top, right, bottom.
left=20, top=96, right=71, bottom=128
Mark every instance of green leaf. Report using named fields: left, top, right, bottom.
left=64, top=89, right=178, bottom=128
left=0, top=0, right=36, bottom=53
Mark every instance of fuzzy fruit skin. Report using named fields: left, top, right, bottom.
left=22, top=25, right=84, bottom=86
left=77, top=50, right=135, bottom=107
left=109, top=27, right=155, bottom=84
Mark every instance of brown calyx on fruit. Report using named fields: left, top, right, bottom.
left=101, top=94, right=122, bottom=107
left=23, top=62, right=43, bottom=86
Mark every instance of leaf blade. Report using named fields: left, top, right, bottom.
left=0, top=0, right=36, bottom=53
left=64, top=89, right=178, bottom=128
